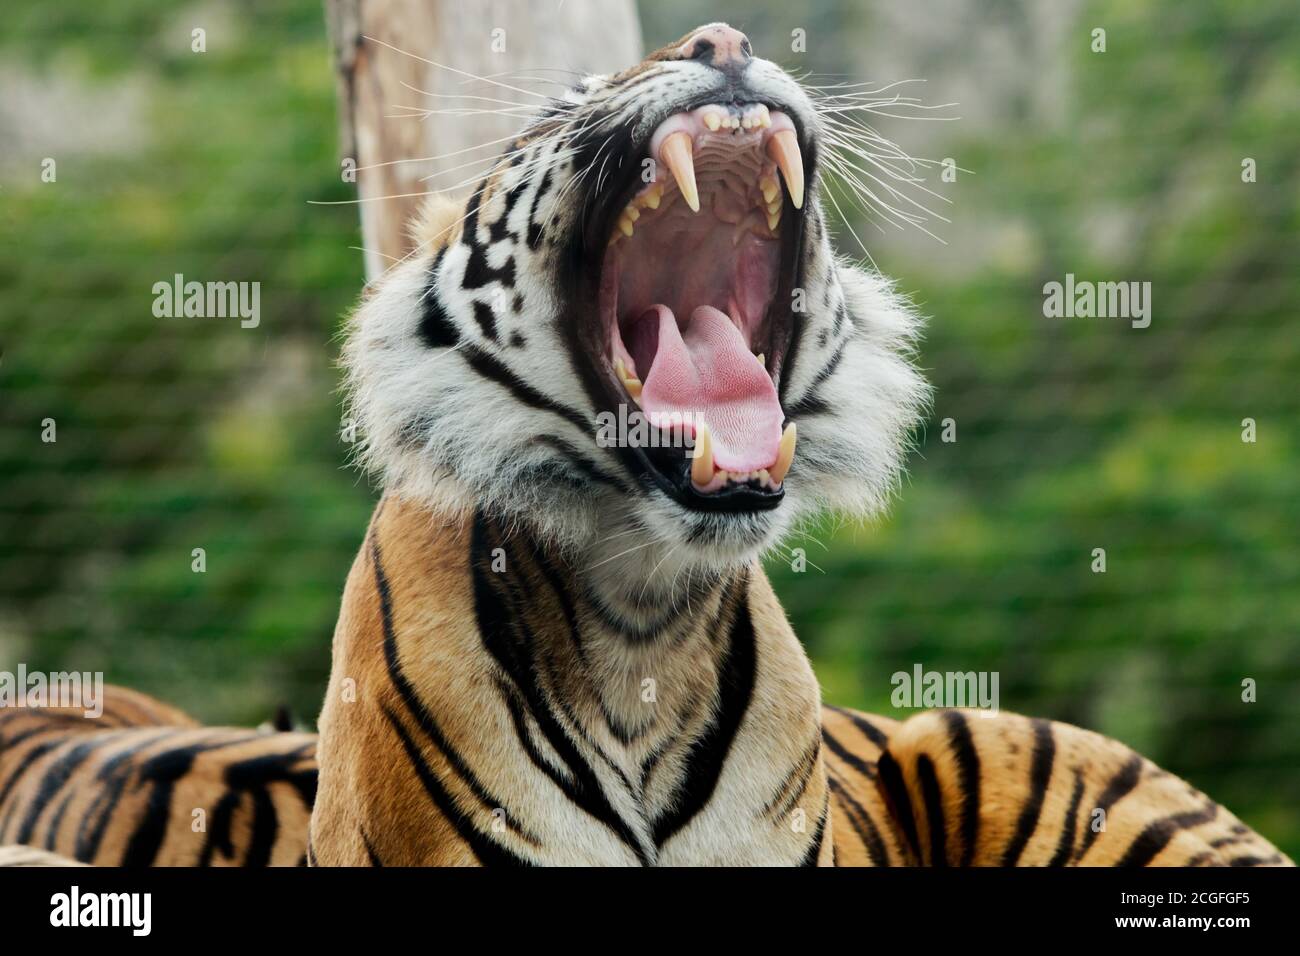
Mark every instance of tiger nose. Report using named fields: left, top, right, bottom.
left=678, top=23, right=752, bottom=69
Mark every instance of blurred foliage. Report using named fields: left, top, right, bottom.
left=1, top=1, right=1297, bottom=855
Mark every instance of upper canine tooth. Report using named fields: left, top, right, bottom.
left=660, top=132, right=699, bottom=213
left=766, top=130, right=804, bottom=210
left=768, top=422, right=797, bottom=485
left=690, top=422, right=715, bottom=487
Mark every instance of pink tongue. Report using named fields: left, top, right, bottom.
left=639, top=304, right=783, bottom=473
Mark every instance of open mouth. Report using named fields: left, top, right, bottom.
left=590, top=102, right=806, bottom=511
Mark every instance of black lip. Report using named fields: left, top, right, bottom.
left=637, top=440, right=786, bottom=512
left=564, top=88, right=813, bottom=514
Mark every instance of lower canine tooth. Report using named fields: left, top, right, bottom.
left=769, top=422, right=797, bottom=485
left=690, top=422, right=714, bottom=487
left=614, top=357, right=642, bottom=398
left=660, top=132, right=699, bottom=213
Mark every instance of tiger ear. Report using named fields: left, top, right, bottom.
left=408, top=194, right=466, bottom=254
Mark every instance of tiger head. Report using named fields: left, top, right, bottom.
left=345, top=23, right=929, bottom=594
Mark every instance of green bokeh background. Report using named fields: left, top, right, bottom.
left=1, top=1, right=1296, bottom=855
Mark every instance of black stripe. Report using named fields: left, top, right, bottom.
left=1229, top=853, right=1282, bottom=867
left=941, top=711, right=981, bottom=867
left=763, top=738, right=821, bottom=821
left=382, top=705, right=532, bottom=866
left=823, top=727, right=876, bottom=781
left=1073, top=754, right=1143, bottom=863
left=241, top=787, right=279, bottom=868
left=472, top=301, right=498, bottom=341
left=916, top=754, right=948, bottom=866
left=1046, top=768, right=1085, bottom=866
left=651, top=587, right=758, bottom=848
left=497, top=678, right=574, bottom=786
left=1210, top=835, right=1244, bottom=849
left=44, top=788, right=78, bottom=851
left=371, top=538, right=539, bottom=846
left=461, top=187, right=517, bottom=291
left=14, top=733, right=121, bottom=845
left=876, top=750, right=921, bottom=864
left=73, top=729, right=176, bottom=862
left=827, top=772, right=889, bottom=866
left=361, top=828, right=384, bottom=867
left=460, top=345, right=590, bottom=434
left=120, top=735, right=252, bottom=867
left=526, top=168, right=553, bottom=251
left=785, top=338, right=847, bottom=418
left=530, top=547, right=586, bottom=664
left=0, top=738, right=65, bottom=825
left=1000, top=719, right=1055, bottom=866
left=826, top=704, right=890, bottom=749
left=488, top=173, right=527, bottom=244
left=798, top=797, right=830, bottom=867
left=216, top=745, right=317, bottom=867
left=199, top=790, right=242, bottom=866
left=531, top=434, right=628, bottom=492
left=1115, top=801, right=1219, bottom=867
left=471, top=515, right=648, bottom=863
left=417, top=248, right=459, bottom=349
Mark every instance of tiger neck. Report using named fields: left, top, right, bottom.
left=357, top=495, right=829, bottom=863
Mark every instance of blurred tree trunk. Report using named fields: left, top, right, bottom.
left=324, top=0, right=642, bottom=280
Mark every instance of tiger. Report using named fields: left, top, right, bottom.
left=307, top=23, right=1291, bottom=866
left=0, top=685, right=315, bottom=866
left=1, top=23, right=1290, bottom=868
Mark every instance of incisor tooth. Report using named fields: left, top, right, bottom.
left=769, top=422, right=797, bottom=485
left=767, top=130, right=804, bottom=210
left=703, top=112, right=722, bottom=132
left=691, top=422, right=714, bottom=487
left=660, top=132, right=699, bottom=213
